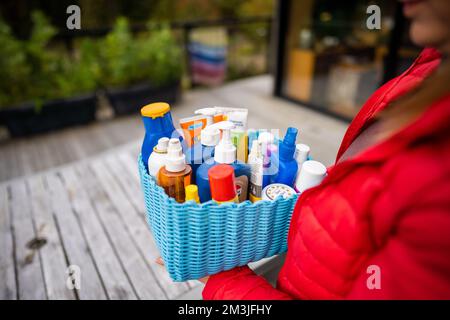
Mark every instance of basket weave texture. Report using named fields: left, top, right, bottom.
left=138, top=155, right=297, bottom=281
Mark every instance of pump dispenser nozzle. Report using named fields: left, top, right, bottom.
left=200, top=120, right=233, bottom=147
left=279, top=127, right=298, bottom=160
left=213, top=121, right=236, bottom=164
left=165, top=138, right=186, bottom=172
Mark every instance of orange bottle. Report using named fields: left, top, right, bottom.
left=157, top=138, right=192, bottom=203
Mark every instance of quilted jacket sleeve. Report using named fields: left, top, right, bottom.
left=202, top=266, right=293, bottom=300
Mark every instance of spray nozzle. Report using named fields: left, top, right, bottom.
left=279, top=127, right=298, bottom=160
left=284, top=127, right=298, bottom=145
left=154, top=137, right=169, bottom=152
left=165, top=138, right=186, bottom=172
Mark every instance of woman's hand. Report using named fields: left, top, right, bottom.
left=155, top=257, right=209, bottom=284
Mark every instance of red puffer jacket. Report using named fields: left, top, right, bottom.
left=203, top=48, right=450, bottom=300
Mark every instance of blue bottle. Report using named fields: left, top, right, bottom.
left=196, top=123, right=250, bottom=203
left=263, top=143, right=279, bottom=188
left=271, top=127, right=298, bottom=186
left=247, top=129, right=259, bottom=154
left=141, top=102, right=181, bottom=171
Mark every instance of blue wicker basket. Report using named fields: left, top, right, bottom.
left=138, top=155, right=298, bottom=281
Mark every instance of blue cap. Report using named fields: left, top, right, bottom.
left=279, top=127, right=298, bottom=160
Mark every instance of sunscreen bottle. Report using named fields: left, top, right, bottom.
left=208, top=164, right=239, bottom=204
left=141, top=102, right=180, bottom=171
left=179, top=115, right=209, bottom=147
left=148, top=137, right=169, bottom=177
left=294, top=160, right=327, bottom=193
left=196, top=122, right=250, bottom=203
left=271, top=127, right=298, bottom=186
left=231, top=128, right=248, bottom=163
left=157, top=139, right=192, bottom=203
left=185, top=184, right=200, bottom=203
left=247, top=129, right=259, bottom=154
left=294, top=143, right=310, bottom=180
left=185, top=121, right=222, bottom=182
left=248, top=140, right=263, bottom=202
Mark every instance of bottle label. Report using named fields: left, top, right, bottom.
left=235, top=175, right=249, bottom=203
left=250, top=162, right=263, bottom=199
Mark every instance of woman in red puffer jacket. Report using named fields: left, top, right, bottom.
left=202, top=0, right=450, bottom=299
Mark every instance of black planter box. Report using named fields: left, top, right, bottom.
left=0, top=94, right=97, bottom=137
left=105, top=81, right=180, bottom=115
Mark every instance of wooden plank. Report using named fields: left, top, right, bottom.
left=9, top=180, right=47, bottom=299
left=15, top=140, right=34, bottom=177
left=45, top=171, right=107, bottom=300
left=104, top=154, right=144, bottom=216
left=0, top=183, right=17, bottom=299
left=0, top=145, right=12, bottom=181
left=64, top=131, right=88, bottom=160
left=27, top=175, right=75, bottom=300
left=94, top=154, right=190, bottom=298
left=75, top=161, right=166, bottom=299
left=59, top=166, right=137, bottom=300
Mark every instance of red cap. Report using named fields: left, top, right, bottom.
left=208, top=164, right=236, bottom=202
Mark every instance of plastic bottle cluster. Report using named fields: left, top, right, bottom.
left=141, top=102, right=327, bottom=204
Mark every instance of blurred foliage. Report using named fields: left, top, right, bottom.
left=0, top=11, right=182, bottom=109
left=0, top=0, right=274, bottom=34
left=0, top=11, right=100, bottom=109
left=0, top=14, right=30, bottom=107
left=98, top=17, right=182, bottom=88
left=135, top=24, right=183, bottom=86
left=0, top=0, right=273, bottom=108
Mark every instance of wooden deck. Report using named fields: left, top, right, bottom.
left=1, top=143, right=203, bottom=299
left=0, top=76, right=348, bottom=299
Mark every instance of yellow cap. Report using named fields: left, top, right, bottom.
left=185, top=185, right=200, bottom=203
left=141, top=102, right=170, bottom=119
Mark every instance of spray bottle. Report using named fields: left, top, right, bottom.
left=258, top=131, right=278, bottom=187
left=157, top=139, right=192, bottom=203
left=208, top=164, right=239, bottom=204
left=248, top=140, right=263, bottom=202
left=148, top=137, right=169, bottom=177
left=185, top=121, right=226, bottom=182
left=271, top=127, right=298, bottom=186
left=196, top=122, right=250, bottom=203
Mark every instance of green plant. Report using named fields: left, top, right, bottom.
left=98, top=17, right=137, bottom=87
left=99, top=17, right=182, bottom=88
left=136, top=24, right=183, bottom=86
left=0, top=11, right=101, bottom=110
left=54, top=39, right=101, bottom=99
left=24, top=11, right=61, bottom=108
left=0, top=16, right=30, bottom=108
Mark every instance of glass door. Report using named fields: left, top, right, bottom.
left=281, top=0, right=397, bottom=119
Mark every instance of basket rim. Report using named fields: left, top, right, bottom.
left=138, top=154, right=298, bottom=208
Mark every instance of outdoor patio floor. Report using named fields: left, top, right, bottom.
left=0, top=75, right=348, bottom=299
